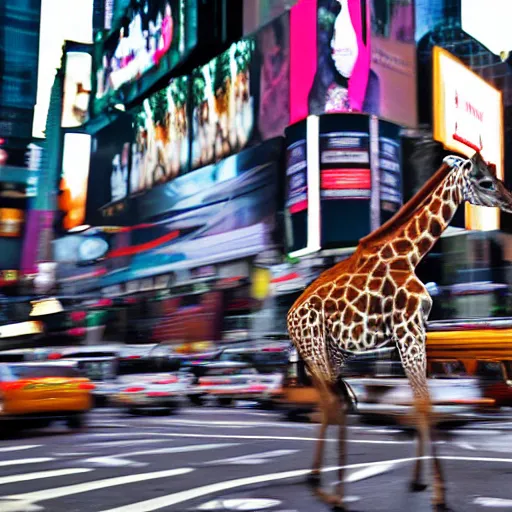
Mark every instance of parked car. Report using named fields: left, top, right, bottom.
left=0, top=361, right=94, bottom=433
left=185, top=361, right=284, bottom=407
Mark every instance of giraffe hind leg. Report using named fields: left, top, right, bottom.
left=307, top=366, right=349, bottom=512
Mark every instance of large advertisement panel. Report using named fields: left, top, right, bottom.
left=131, top=76, right=189, bottom=193
left=60, top=133, right=92, bottom=230
left=285, top=113, right=402, bottom=253
left=243, top=0, right=298, bottom=35
left=92, top=0, right=197, bottom=117
left=433, top=46, right=504, bottom=231
left=100, top=138, right=283, bottom=286
left=61, top=42, right=92, bottom=128
left=86, top=114, right=133, bottom=226
left=191, top=12, right=290, bottom=170
left=290, top=0, right=416, bottom=127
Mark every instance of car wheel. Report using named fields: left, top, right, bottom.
left=189, top=395, right=205, bottom=406
left=67, top=414, right=86, bottom=430
left=218, top=397, right=233, bottom=406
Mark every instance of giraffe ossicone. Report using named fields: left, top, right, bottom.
left=287, top=151, right=512, bottom=511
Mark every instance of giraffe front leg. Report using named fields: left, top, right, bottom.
left=395, top=327, right=448, bottom=511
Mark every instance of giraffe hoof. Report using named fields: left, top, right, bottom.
left=409, top=481, right=428, bottom=492
left=331, top=506, right=346, bottom=512
left=306, top=473, right=321, bottom=487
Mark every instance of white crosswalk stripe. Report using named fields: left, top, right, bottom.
left=0, top=469, right=93, bottom=486
left=0, top=445, right=41, bottom=453
left=4, top=468, right=193, bottom=503
left=0, top=458, right=54, bottom=468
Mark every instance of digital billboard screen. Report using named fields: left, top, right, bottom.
left=60, top=133, right=92, bottom=230
left=86, top=113, right=134, bottom=226
left=100, top=138, right=284, bottom=286
left=290, top=0, right=417, bottom=127
left=190, top=11, right=290, bottom=170
left=131, top=75, right=189, bottom=194
left=93, top=0, right=197, bottom=117
left=285, top=113, right=403, bottom=253
left=61, top=43, right=93, bottom=128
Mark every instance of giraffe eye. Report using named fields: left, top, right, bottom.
left=479, top=180, right=494, bottom=191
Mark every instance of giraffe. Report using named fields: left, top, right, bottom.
left=287, top=151, right=512, bottom=511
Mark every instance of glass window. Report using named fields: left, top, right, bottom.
left=6, top=364, right=82, bottom=380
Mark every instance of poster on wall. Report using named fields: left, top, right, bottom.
left=290, top=0, right=416, bottom=127
left=86, top=114, right=134, bottom=226
left=93, top=0, right=197, bottom=116
left=61, top=43, right=92, bottom=128
left=131, top=76, right=189, bottom=194
left=190, top=38, right=257, bottom=170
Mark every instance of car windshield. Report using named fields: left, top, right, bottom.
left=5, top=364, right=82, bottom=380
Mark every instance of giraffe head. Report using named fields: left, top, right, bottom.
left=456, top=152, right=512, bottom=213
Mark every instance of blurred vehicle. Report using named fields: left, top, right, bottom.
left=218, top=343, right=291, bottom=374
left=185, top=360, right=284, bottom=407
left=0, top=361, right=94, bottom=433
left=474, top=359, right=512, bottom=407
left=32, top=345, right=121, bottom=407
left=344, top=357, right=493, bottom=426
left=110, top=344, right=189, bottom=415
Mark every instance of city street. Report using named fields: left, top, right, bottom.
left=1, top=407, right=512, bottom=511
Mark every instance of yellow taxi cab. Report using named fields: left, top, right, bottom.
left=0, top=361, right=94, bottom=433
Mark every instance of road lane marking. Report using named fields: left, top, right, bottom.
left=98, top=457, right=419, bottom=512
left=198, top=498, right=282, bottom=510
left=85, top=443, right=240, bottom=467
left=344, top=463, right=397, bottom=483
left=0, top=446, right=41, bottom=453
left=0, top=469, right=93, bottom=485
left=100, top=454, right=512, bottom=512
left=0, top=458, right=54, bottom=468
left=82, top=439, right=168, bottom=448
left=142, top=419, right=313, bottom=429
left=4, top=468, right=193, bottom=503
left=474, top=497, right=512, bottom=507
left=0, top=500, right=43, bottom=512
left=127, top=431, right=411, bottom=444
left=203, top=449, right=298, bottom=466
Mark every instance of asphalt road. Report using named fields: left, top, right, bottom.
left=1, top=406, right=512, bottom=512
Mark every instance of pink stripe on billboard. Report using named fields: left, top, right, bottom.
left=290, top=0, right=317, bottom=123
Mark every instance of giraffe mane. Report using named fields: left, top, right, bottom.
left=359, top=163, right=452, bottom=249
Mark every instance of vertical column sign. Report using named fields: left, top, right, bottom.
left=285, top=116, right=320, bottom=258
left=319, top=113, right=371, bottom=247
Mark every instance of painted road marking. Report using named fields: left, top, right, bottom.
left=344, top=463, right=397, bottom=483
left=0, top=458, right=54, bottom=468
left=123, top=431, right=412, bottom=444
left=84, top=444, right=240, bottom=468
left=0, top=446, right=41, bottom=453
left=0, top=500, right=43, bottom=512
left=82, top=439, right=168, bottom=448
left=0, top=469, right=93, bottom=486
left=474, top=497, right=512, bottom=507
left=198, top=498, right=282, bottom=510
left=4, top=468, right=193, bottom=503
left=100, top=454, right=512, bottom=512
left=204, top=449, right=298, bottom=466
left=99, top=457, right=421, bottom=512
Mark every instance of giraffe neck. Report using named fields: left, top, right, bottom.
left=396, top=167, right=466, bottom=268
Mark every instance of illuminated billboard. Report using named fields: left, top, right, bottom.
left=285, top=113, right=402, bottom=256
left=61, top=44, right=93, bottom=128
left=92, top=0, right=197, bottom=117
left=432, top=46, right=504, bottom=231
left=60, top=133, right=92, bottom=230
left=33, top=0, right=93, bottom=138
left=290, top=0, right=417, bottom=128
